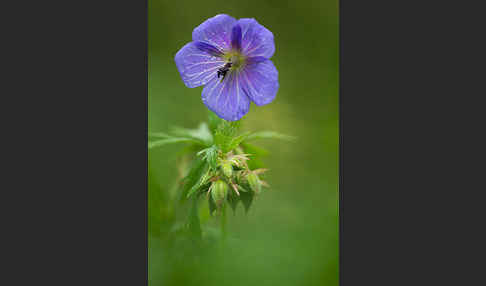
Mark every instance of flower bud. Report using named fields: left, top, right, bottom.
left=211, top=180, right=228, bottom=207
left=247, top=172, right=261, bottom=194
left=221, top=161, right=233, bottom=178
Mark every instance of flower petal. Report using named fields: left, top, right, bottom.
left=240, top=59, right=279, bottom=106
left=202, top=72, right=250, bottom=121
left=194, top=41, right=223, bottom=57
left=192, top=14, right=236, bottom=53
left=246, top=56, right=267, bottom=64
left=231, top=24, right=242, bottom=51
left=237, top=18, right=275, bottom=59
left=174, top=42, right=225, bottom=88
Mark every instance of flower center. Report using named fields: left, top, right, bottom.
left=223, top=51, right=246, bottom=71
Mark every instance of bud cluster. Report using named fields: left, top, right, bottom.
left=190, top=148, right=269, bottom=215
left=150, top=113, right=293, bottom=238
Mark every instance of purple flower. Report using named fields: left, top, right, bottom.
left=175, top=14, right=279, bottom=121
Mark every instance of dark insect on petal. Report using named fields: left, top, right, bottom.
left=231, top=24, right=242, bottom=51
left=174, top=14, right=279, bottom=121
left=194, top=41, right=224, bottom=57
left=174, top=42, right=226, bottom=88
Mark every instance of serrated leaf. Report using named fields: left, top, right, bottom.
left=196, top=185, right=210, bottom=199
left=174, top=143, right=203, bottom=159
left=214, top=120, right=242, bottom=152
left=218, top=120, right=241, bottom=136
left=240, top=142, right=268, bottom=170
left=148, top=137, right=198, bottom=149
left=186, top=165, right=210, bottom=198
left=214, top=133, right=232, bottom=153
left=186, top=181, right=203, bottom=199
left=240, top=142, right=269, bottom=157
left=171, top=122, right=213, bottom=146
left=227, top=131, right=252, bottom=151
left=197, top=145, right=218, bottom=169
left=179, top=158, right=207, bottom=202
left=244, top=131, right=295, bottom=142
left=148, top=132, right=172, bottom=139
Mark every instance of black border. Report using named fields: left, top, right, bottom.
left=339, top=0, right=481, bottom=284
left=10, top=0, right=149, bottom=284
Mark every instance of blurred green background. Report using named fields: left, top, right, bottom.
left=149, top=0, right=338, bottom=285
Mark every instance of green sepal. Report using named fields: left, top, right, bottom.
left=221, top=160, right=233, bottom=178
left=211, top=180, right=228, bottom=207
left=239, top=189, right=254, bottom=213
left=227, top=191, right=239, bottom=213
left=247, top=172, right=262, bottom=194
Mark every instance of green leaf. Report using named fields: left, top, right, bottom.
left=186, top=165, right=210, bottom=198
left=179, top=157, right=207, bottom=202
left=241, top=142, right=269, bottom=156
left=244, top=131, right=295, bottom=142
left=217, top=120, right=241, bottom=136
left=214, top=122, right=245, bottom=152
left=148, top=132, right=172, bottom=139
left=240, top=142, right=267, bottom=169
left=227, top=131, right=252, bottom=151
left=171, top=122, right=213, bottom=146
left=148, top=137, right=198, bottom=149
left=197, top=145, right=219, bottom=169
left=214, top=120, right=239, bottom=140
left=214, top=133, right=232, bottom=153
